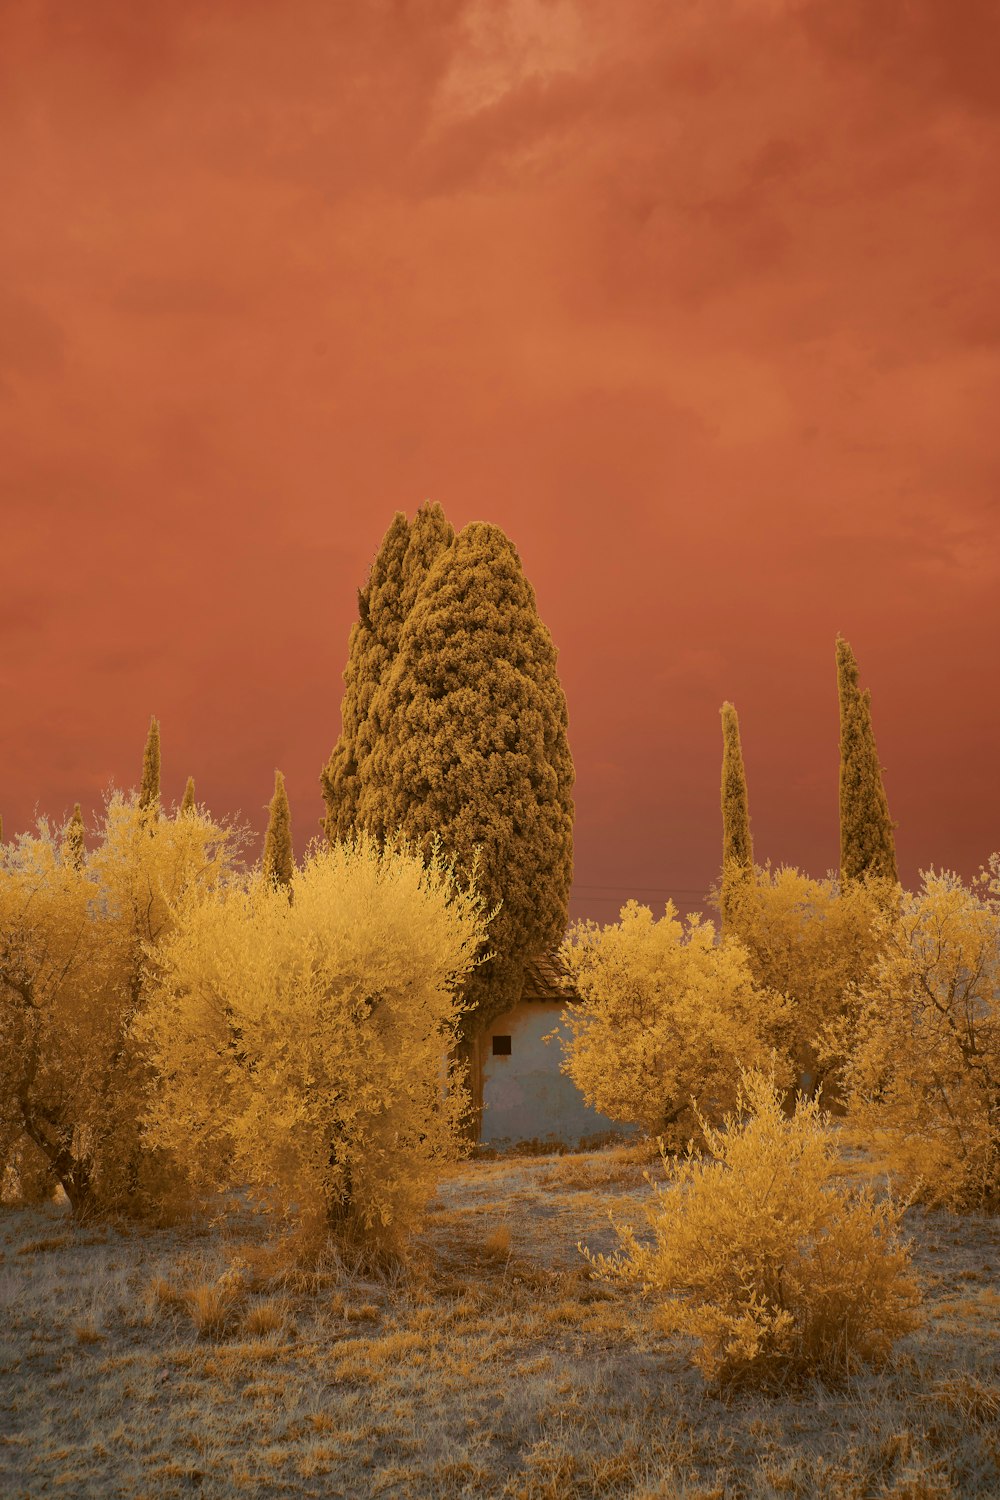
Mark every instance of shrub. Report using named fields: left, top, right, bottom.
left=715, top=863, right=893, bottom=1099
left=582, top=1068, right=922, bottom=1389
left=557, top=901, right=791, bottom=1147
left=136, top=833, right=490, bottom=1266
left=0, top=793, right=239, bottom=1221
left=839, top=864, right=1000, bottom=1211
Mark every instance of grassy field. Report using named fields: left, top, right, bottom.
left=2, top=1135, right=999, bottom=1499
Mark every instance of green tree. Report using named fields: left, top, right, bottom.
left=64, top=803, right=86, bottom=870
left=359, top=521, right=575, bottom=1037
left=180, top=777, right=196, bottom=816
left=139, top=716, right=161, bottom=815
left=837, top=637, right=898, bottom=883
left=720, top=701, right=754, bottom=934
left=320, top=504, right=454, bottom=843
left=263, top=770, right=294, bottom=891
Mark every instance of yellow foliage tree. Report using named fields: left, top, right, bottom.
left=557, top=901, right=791, bottom=1147
left=135, top=834, right=490, bottom=1264
left=839, top=865, right=1000, bottom=1211
left=0, top=794, right=238, bottom=1220
left=583, top=1068, right=922, bottom=1389
left=719, top=864, right=891, bottom=1097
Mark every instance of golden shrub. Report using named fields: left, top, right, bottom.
left=0, top=795, right=238, bottom=1221
left=839, top=865, right=1000, bottom=1211
left=582, top=1069, right=922, bottom=1389
left=716, top=862, right=891, bottom=1097
left=136, top=833, right=490, bottom=1264
left=557, top=901, right=791, bottom=1146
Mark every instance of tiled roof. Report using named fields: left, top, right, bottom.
left=521, top=950, right=578, bottom=1002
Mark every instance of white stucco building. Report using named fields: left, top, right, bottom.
left=465, top=953, right=635, bottom=1148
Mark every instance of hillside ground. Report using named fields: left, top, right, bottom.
left=2, top=1131, right=999, bottom=1499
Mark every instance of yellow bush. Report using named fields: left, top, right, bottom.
left=717, top=863, right=892, bottom=1098
left=136, top=833, right=490, bottom=1265
left=582, top=1069, right=922, bottom=1389
left=0, top=795, right=237, bottom=1221
left=557, top=901, right=791, bottom=1147
left=840, top=864, right=1000, bottom=1211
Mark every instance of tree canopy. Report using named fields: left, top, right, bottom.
left=322, top=510, right=574, bottom=1038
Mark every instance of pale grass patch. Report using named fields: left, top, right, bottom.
left=16, top=1234, right=71, bottom=1256
left=538, top=1141, right=658, bottom=1193
left=296, top=1441, right=341, bottom=1478
left=333, top=1328, right=429, bottom=1383
left=147, top=1273, right=188, bottom=1317
left=3, top=1138, right=1000, bottom=1497
left=199, top=1342, right=294, bottom=1380
left=924, top=1374, right=1000, bottom=1427
left=344, top=1301, right=380, bottom=1322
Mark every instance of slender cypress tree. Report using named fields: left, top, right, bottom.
left=180, top=777, right=196, bottom=816
left=263, top=770, right=294, bottom=891
left=0, top=814, right=3, bottom=844
left=359, top=521, right=575, bottom=1037
left=139, top=716, right=160, bottom=814
left=720, top=701, right=754, bottom=932
left=64, top=803, right=86, bottom=869
left=836, top=635, right=898, bottom=883
left=320, top=504, right=455, bottom=843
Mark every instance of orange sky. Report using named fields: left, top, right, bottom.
left=2, top=0, right=998, bottom=923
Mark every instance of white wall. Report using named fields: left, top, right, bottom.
left=479, top=1000, right=636, bottom=1147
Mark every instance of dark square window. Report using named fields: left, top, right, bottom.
left=492, top=1034, right=512, bottom=1056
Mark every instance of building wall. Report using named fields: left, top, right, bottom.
left=478, top=1000, right=635, bottom=1147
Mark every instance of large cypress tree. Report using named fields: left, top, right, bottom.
left=719, top=701, right=754, bottom=932
left=836, top=635, right=898, bottom=883
left=263, top=770, right=294, bottom=891
left=358, top=521, right=575, bottom=1036
left=320, top=504, right=454, bottom=842
left=139, top=717, right=160, bottom=814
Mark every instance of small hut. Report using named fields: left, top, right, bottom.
left=466, top=952, right=635, bottom=1148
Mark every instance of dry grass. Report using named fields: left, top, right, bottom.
left=183, top=1280, right=240, bottom=1339
left=1, top=1129, right=999, bottom=1497
left=15, top=1233, right=71, bottom=1256
left=73, top=1319, right=105, bottom=1346
left=482, top=1222, right=512, bottom=1261
left=240, top=1298, right=291, bottom=1338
